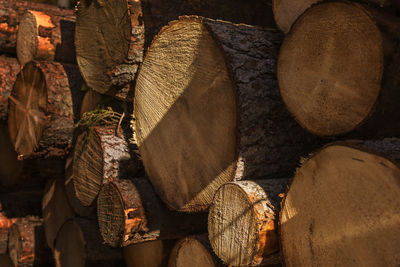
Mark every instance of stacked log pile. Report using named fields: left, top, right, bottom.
left=0, top=0, right=399, bottom=266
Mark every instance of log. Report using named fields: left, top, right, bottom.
left=75, top=0, right=144, bottom=94
left=17, top=9, right=75, bottom=65
left=8, top=216, right=52, bottom=267
left=75, top=0, right=276, bottom=95
left=97, top=178, right=207, bottom=247
left=0, top=124, right=23, bottom=187
left=0, top=255, right=13, bottom=267
left=278, top=1, right=400, bottom=137
left=208, top=179, right=289, bottom=266
left=72, top=122, right=142, bottom=207
left=0, top=56, right=20, bottom=122
left=168, top=235, right=223, bottom=267
left=53, top=218, right=124, bottom=267
left=8, top=61, right=84, bottom=159
left=280, top=138, right=400, bottom=266
left=124, top=240, right=175, bottom=267
left=0, top=0, right=74, bottom=55
left=0, top=187, right=44, bottom=217
left=134, top=16, right=319, bottom=212
left=0, top=213, right=16, bottom=254
left=64, top=151, right=96, bottom=218
left=42, top=178, right=74, bottom=250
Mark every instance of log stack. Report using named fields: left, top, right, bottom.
left=0, top=0, right=399, bottom=266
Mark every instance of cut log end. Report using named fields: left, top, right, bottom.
left=72, top=130, right=103, bottom=207
left=97, top=180, right=145, bottom=247
left=272, top=0, right=323, bottom=34
left=208, top=180, right=282, bottom=266
left=278, top=2, right=383, bottom=136
left=281, top=144, right=400, bottom=266
left=8, top=61, right=47, bottom=158
left=168, top=236, right=219, bottom=267
left=135, top=17, right=236, bottom=212
left=75, top=0, right=143, bottom=93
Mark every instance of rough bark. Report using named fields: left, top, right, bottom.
left=42, top=178, right=74, bottom=250
left=8, top=216, right=52, bottom=267
left=53, top=218, right=124, bottom=267
left=168, top=235, right=224, bottom=267
left=134, top=16, right=319, bottom=212
left=278, top=1, right=400, bottom=137
left=8, top=61, right=84, bottom=159
left=0, top=0, right=74, bottom=55
left=75, top=0, right=144, bottom=94
left=72, top=123, right=142, bottom=207
left=124, top=240, right=175, bottom=267
left=17, top=9, right=75, bottom=65
left=97, top=178, right=207, bottom=247
left=280, top=138, right=400, bottom=267
left=208, top=179, right=289, bottom=266
left=0, top=56, right=20, bottom=122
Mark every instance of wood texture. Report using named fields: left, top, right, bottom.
left=168, top=235, right=223, bottom=267
left=134, top=16, right=318, bottom=212
left=0, top=0, right=74, bottom=55
left=8, top=216, right=52, bottom=267
left=208, top=179, right=289, bottom=266
left=42, top=178, right=74, bottom=250
left=0, top=213, right=16, bottom=254
left=97, top=178, right=207, bottom=247
left=17, top=9, right=76, bottom=65
left=278, top=1, right=400, bottom=136
left=124, top=240, right=175, bottom=267
left=0, top=56, right=20, bottom=122
left=75, top=0, right=144, bottom=94
left=53, top=218, right=124, bottom=267
left=72, top=124, right=141, bottom=207
left=272, top=0, right=322, bottom=34
left=8, top=61, right=83, bottom=159
left=280, top=138, right=400, bottom=266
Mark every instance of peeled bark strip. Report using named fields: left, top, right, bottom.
left=97, top=178, right=207, bottom=247
left=42, top=178, right=74, bottom=250
left=75, top=0, right=144, bottom=94
left=0, top=0, right=74, bottom=55
left=8, top=216, right=52, bottom=267
left=0, top=56, right=20, bottom=122
left=281, top=138, right=400, bottom=267
left=72, top=124, right=142, bottom=207
left=54, top=218, right=123, bottom=267
left=8, top=61, right=83, bottom=159
left=272, top=0, right=322, bottom=34
left=134, top=16, right=318, bottom=212
left=124, top=240, right=175, bottom=267
left=168, top=235, right=223, bottom=267
left=17, top=9, right=76, bottom=65
left=208, top=179, right=288, bottom=266
left=278, top=2, right=400, bottom=137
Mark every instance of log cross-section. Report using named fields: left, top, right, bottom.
left=208, top=179, right=289, bottom=266
left=134, top=15, right=318, bottom=212
left=8, top=61, right=83, bottom=159
left=97, top=178, right=207, bottom=247
left=17, top=9, right=76, bottom=65
left=280, top=139, right=400, bottom=267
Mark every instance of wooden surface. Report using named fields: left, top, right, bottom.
left=98, top=178, right=207, bottom=247
left=208, top=179, right=289, bottom=266
left=17, top=9, right=75, bottom=65
left=42, top=178, right=74, bottom=249
left=280, top=139, right=400, bottom=266
left=124, top=240, right=175, bottom=267
left=8, top=61, right=83, bottom=159
left=75, top=0, right=144, bottom=94
left=134, top=16, right=317, bottom=212
left=0, top=56, right=20, bottom=121
left=278, top=2, right=400, bottom=136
